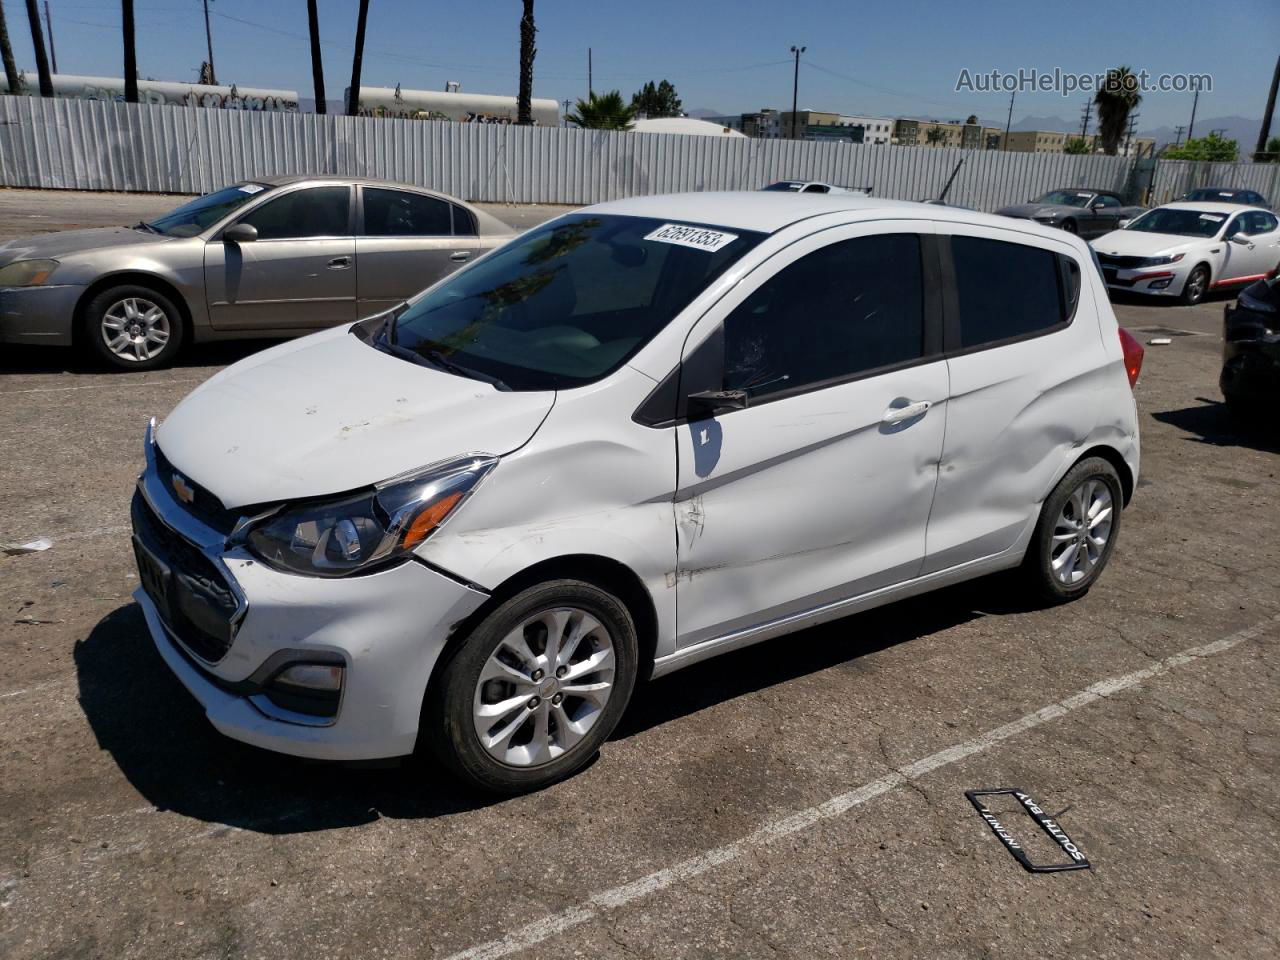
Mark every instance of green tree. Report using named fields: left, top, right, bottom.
left=630, top=79, right=682, bottom=118
left=1162, top=132, right=1238, bottom=162
left=1261, top=135, right=1280, bottom=163
left=566, top=90, right=635, bottom=130
left=1064, top=137, right=1090, bottom=155
left=1093, top=66, right=1142, bottom=155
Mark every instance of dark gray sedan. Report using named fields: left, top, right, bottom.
left=0, top=175, right=514, bottom=369
left=995, top=189, right=1145, bottom=238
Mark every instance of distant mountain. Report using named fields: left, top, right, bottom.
left=1011, top=114, right=1078, bottom=133
left=1139, top=115, right=1262, bottom=150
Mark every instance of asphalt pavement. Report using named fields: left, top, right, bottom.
left=1, top=189, right=1278, bottom=960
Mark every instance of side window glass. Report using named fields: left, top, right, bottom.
left=362, top=188, right=452, bottom=236
left=237, top=186, right=350, bottom=240
left=1098, top=195, right=1120, bottom=208
left=951, top=236, right=1066, bottom=348
left=1224, top=216, right=1245, bottom=238
left=451, top=204, right=478, bottom=236
left=722, top=233, right=925, bottom=402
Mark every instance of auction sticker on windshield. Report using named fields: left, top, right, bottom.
left=644, top=223, right=739, bottom=252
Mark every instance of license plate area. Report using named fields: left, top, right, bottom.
left=133, top=535, right=173, bottom=623
left=965, top=788, right=1091, bottom=873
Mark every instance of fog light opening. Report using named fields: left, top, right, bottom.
left=263, top=661, right=345, bottom=719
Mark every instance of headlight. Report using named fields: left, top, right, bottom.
left=1140, top=253, right=1185, bottom=267
left=246, top=454, right=498, bottom=577
left=0, top=259, right=59, bottom=286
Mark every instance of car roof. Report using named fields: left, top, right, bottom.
left=1186, top=187, right=1253, bottom=194
left=585, top=190, right=1064, bottom=236
left=1156, top=201, right=1265, bottom=214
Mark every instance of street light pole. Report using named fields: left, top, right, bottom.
left=789, top=44, right=805, bottom=139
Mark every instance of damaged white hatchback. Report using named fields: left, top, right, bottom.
left=133, top=192, right=1143, bottom=793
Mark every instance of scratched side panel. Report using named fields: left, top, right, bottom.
left=418, top=365, right=679, bottom=657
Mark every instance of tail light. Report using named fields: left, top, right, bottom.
left=1117, top=327, right=1144, bottom=388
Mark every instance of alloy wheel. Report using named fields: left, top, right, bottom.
left=472, top=607, right=616, bottom=768
left=1050, top=478, right=1114, bottom=585
left=101, top=297, right=171, bottom=362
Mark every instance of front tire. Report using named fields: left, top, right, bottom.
left=1060, top=219, right=1079, bottom=235
left=1023, top=457, right=1123, bottom=603
left=82, top=284, right=185, bottom=370
left=425, top=579, right=639, bottom=794
left=1180, top=265, right=1209, bottom=306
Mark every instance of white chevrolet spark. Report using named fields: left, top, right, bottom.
left=132, top=192, right=1143, bottom=793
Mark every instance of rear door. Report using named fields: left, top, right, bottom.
left=671, top=223, right=949, bottom=648
left=355, top=186, right=484, bottom=315
left=923, top=225, right=1096, bottom=574
left=204, top=184, right=356, bottom=331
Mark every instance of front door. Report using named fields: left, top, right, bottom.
left=672, top=224, right=948, bottom=649
left=1218, top=211, right=1280, bottom=286
left=355, top=186, right=484, bottom=317
left=205, top=184, right=356, bottom=331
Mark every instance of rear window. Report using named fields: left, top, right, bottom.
left=950, top=236, right=1067, bottom=349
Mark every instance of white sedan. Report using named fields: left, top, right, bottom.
left=1091, top=202, right=1280, bottom=305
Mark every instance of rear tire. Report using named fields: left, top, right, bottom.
left=424, top=579, right=639, bottom=795
left=82, top=284, right=185, bottom=370
left=1022, top=457, right=1123, bottom=603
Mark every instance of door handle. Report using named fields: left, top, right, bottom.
left=450, top=251, right=471, bottom=262
left=882, top=399, right=933, bottom=424
left=327, top=256, right=352, bottom=269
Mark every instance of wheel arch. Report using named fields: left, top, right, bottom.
left=1074, top=444, right=1134, bottom=506
left=73, top=271, right=194, bottom=346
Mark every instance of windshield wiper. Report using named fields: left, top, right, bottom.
left=420, top=347, right=511, bottom=391
left=132, top=221, right=161, bottom=234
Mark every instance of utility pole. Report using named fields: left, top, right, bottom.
left=561, top=97, right=570, bottom=126
left=1253, top=55, right=1279, bottom=161
left=200, top=0, right=215, bottom=85
left=0, top=1, right=22, bottom=95
left=42, top=1, right=55, bottom=73
left=1123, top=113, right=1139, bottom=156
left=789, top=44, right=805, bottom=139
left=122, top=0, right=137, bottom=101
left=346, top=0, right=369, bottom=116
left=1173, top=125, right=1186, bottom=146
left=1187, top=88, right=1199, bottom=141
left=23, top=0, right=53, bottom=96
left=306, top=0, right=325, bottom=113
left=1078, top=97, right=1091, bottom=138
left=1002, top=91, right=1014, bottom=150
left=587, top=47, right=592, bottom=99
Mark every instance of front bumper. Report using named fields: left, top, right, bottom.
left=1100, top=263, right=1188, bottom=297
left=132, top=427, right=489, bottom=760
left=1221, top=303, right=1280, bottom=402
left=0, top=284, right=84, bottom=345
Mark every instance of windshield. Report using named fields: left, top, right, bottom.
left=381, top=214, right=765, bottom=390
left=1036, top=191, right=1092, bottom=208
left=146, top=183, right=273, bottom=237
left=1125, top=208, right=1227, bottom=238
left=762, top=181, right=804, bottom=192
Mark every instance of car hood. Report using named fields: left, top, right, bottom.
left=1091, top=230, right=1204, bottom=258
left=0, top=226, right=172, bottom=263
left=995, top=203, right=1072, bottom=219
left=156, top=325, right=555, bottom=509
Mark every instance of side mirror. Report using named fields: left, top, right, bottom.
left=222, top=223, right=258, bottom=243
left=687, top=389, right=748, bottom=418
left=1118, top=219, right=1131, bottom=229
left=1228, top=233, right=1250, bottom=245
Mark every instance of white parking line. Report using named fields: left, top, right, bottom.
left=443, top=613, right=1280, bottom=960
left=1, top=377, right=200, bottom=396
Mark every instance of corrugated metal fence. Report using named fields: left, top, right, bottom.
left=0, top=95, right=1181, bottom=210
left=1149, top=159, right=1280, bottom=207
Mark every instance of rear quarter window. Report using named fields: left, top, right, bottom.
left=950, top=236, right=1068, bottom=349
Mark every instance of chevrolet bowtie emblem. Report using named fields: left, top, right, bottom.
left=171, top=473, right=195, bottom=504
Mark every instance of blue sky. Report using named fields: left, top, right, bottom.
left=2, top=0, right=1277, bottom=131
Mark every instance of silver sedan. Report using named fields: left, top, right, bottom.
left=0, top=175, right=515, bottom=369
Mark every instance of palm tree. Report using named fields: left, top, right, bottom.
left=347, top=0, right=370, bottom=116
left=121, top=0, right=137, bottom=102
left=0, top=2, right=22, bottom=95
left=1094, top=66, right=1142, bottom=156
left=517, top=0, right=535, bottom=124
left=307, top=0, right=326, bottom=114
left=23, top=0, right=52, bottom=96
left=566, top=90, right=634, bottom=130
